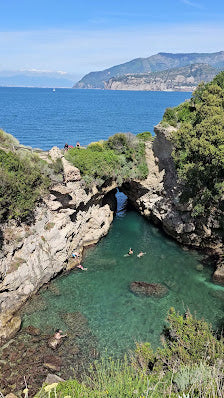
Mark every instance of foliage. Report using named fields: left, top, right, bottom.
left=65, top=133, right=148, bottom=187
left=37, top=309, right=224, bottom=398
left=162, top=71, right=224, bottom=217
left=0, top=149, right=50, bottom=222
left=136, top=131, right=153, bottom=141
left=0, top=128, right=19, bottom=148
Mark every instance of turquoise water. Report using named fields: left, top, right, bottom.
left=0, top=87, right=191, bottom=150
left=22, top=192, right=224, bottom=357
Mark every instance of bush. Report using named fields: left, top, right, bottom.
left=162, top=72, right=224, bottom=217
left=0, top=149, right=50, bottom=222
left=0, top=128, right=19, bottom=148
left=37, top=309, right=224, bottom=398
left=136, top=131, right=153, bottom=141
left=65, top=133, right=148, bottom=186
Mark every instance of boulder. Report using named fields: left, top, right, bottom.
left=0, top=311, right=21, bottom=344
left=24, top=325, right=41, bottom=336
left=5, top=394, right=18, bottom=398
left=62, top=158, right=81, bottom=182
left=213, top=263, right=224, bottom=286
left=43, top=355, right=62, bottom=371
left=44, top=373, right=65, bottom=384
left=130, top=281, right=168, bottom=298
left=49, top=146, right=63, bottom=162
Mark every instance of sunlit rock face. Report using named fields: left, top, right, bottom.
left=122, top=124, right=223, bottom=283
left=0, top=149, right=116, bottom=343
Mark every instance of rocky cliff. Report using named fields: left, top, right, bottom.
left=73, top=51, right=224, bottom=89
left=122, top=124, right=224, bottom=282
left=0, top=130, right=223, bottom=344
left=0, top=148, right=116, bottom=343
left=104, top=64, right=217, bottom=92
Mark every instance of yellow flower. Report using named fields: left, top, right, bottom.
left=44, top=383, right=58, bottom=392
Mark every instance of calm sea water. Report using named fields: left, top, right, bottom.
left=0, top=87, right=191, bottom=150
left=1, top=88, right=223, bottom=380
left=22, top=192, right=224, bottom=357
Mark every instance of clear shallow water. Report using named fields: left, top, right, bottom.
left=22, top=192, right=224, bottom=357
left=0, top=87, right=191, bottom=150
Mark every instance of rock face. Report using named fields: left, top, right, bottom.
left=130, top=282, right=168, bottom=297
left=104, top=64, right=217, bottom=92
left=0, top=150, right=116, bottom=344
left=122, top=124, right=224, bottom=283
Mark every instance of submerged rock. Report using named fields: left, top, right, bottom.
left=43, top=355, right=62, bottom=371
left=61, top=311, right=88, bottom=336
left=48, top=337, right=62, bottom=350
left=24, top=325, right=41, bottom=336
left=130, top=281, right=168, bottom=298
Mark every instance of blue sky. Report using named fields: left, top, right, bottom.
left=0, top=0, right=224, bottom=78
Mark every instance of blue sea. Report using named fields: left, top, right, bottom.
left=0, top=87, right=191, bottom=150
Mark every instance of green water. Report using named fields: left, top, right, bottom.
left=22, top=192, right=224, bottom=357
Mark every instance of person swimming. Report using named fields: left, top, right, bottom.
left=128, top=248, right=133, bottom=255
left=48, top=329, right=67, bottom=350
left=137, top=251, right=146, bottom=258
left=76, top=264, right=87, bottom=271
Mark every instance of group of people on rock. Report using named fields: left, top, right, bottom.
left=64, top=142, right=80, bottom=151
left=72, top=250, right=87, bottom=271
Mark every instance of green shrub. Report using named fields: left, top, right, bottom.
left=0, top=128, right=19, bottom=148
left=65, top=133, right=148, bottom=186
left=162, top=72, right=224, bottom=217
left=136, top=131, right=153, bottom=141
left=0, top=149, right=50, bottom=222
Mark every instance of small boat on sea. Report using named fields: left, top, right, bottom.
left=52, top=88, right=55, bottom=92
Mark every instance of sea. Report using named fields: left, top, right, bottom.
left=0, top=87, right=191, bottom=149
left=1, top=87, right=224, bottom=390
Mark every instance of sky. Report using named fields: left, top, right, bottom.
left=0, top=0, right=224, bottom=80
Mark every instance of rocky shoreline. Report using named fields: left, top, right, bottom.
left=0, top=126, right=223, bottom=347
left=0, top=148, right=117, bottom=344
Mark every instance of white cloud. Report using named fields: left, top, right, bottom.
left=181, top=0, right=204, bottom=9
left=0, top=23, right=223, bottom=75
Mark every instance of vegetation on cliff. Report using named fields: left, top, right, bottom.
left=0, top=130, right=62, bottom=222
left=73, top=51, right=224, bottom=89
left=38, top=309, right=224, bottom=397
left=65, top=132, right=149, bottom=186
left=162, top=71, right=224, bottom=218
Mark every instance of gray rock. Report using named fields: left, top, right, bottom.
left=130, top=281, right=168, bottom=298
left=44, top=373, right=65, bottom=385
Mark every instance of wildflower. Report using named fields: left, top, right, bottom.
left=44, top=383, right=58, bottom=392
left=23, top=388, right=29, bottom=398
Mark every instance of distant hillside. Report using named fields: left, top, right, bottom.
left=0, top=70, right=79, bottom=88
left=104, top=64, right=218, bottom=92
left=73, top=51, right=224, bottom=89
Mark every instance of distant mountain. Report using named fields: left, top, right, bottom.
left=104, top=64, right=218, bottom=92
left=73, top=51, right=224, bottom=89
left=0, top=70, right=80, bottom=88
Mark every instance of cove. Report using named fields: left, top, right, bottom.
left=21, top=191, right=224, bottom=357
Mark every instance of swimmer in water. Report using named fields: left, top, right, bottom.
left=128, top=248, right=133, bottom=255
left=77, top=264, right=87, bottom=271
left=137, top=251, right=146, bottom=258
